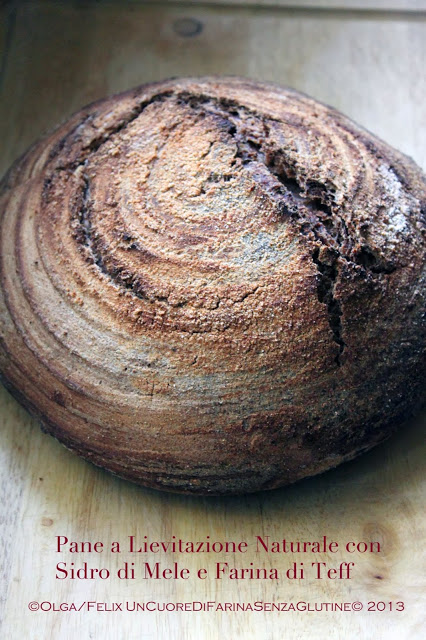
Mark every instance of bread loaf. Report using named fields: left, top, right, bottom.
left=0, top=77, right=424, bottom=494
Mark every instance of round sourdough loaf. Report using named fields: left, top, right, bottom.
left=0, top=77, right=425, bottom=494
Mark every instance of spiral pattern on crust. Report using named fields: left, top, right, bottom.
left=0, top=77, right=425, bottom=494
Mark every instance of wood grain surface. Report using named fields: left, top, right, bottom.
left=0, top=2, right=425, bottom=639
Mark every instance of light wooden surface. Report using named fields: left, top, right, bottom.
left=0, top=2, right=425, bottom=639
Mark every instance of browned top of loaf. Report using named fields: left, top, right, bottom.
left=0, top=77, right=425, bottom=494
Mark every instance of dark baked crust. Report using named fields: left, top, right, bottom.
left=0, top=76, right=425, bottom=494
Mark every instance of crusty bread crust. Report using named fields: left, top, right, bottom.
left=0, top=77, right=425, bottom=494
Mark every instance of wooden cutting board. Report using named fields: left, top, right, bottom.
left=0, top=2, right=425, bottom=639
